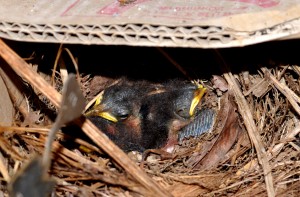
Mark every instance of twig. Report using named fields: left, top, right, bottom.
left=51, top=141, right=108, bottom=173
left=236, top=124, right=300, bottom=177
left=0, top=126, right=50, bottom=133
left=271, top=124, right=300, bottom=155
left=0, top=154, right=9, bottom=181
left=262, top=67, right=300, bottom=116
left=277, top=177, right=300, bottom=185
left=291, top=65, right=300, bottom=77
left=214, top=50, right=275, bottom=197
left=84, top=90, right=104, bottom=112
left=0, top=136, right=23, bottom=161
left=0, top=39, right=171, bottom=197
left=63, top=48, right=80, bottom=79
left=224, top=72, right=275, bottom=197
left=205, top=173, right=261, bottom=196
left=0, top=125, right=101, bottom=153
left=51, top=44, right=63, bottom=85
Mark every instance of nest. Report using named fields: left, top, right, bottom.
left=0, top=39, right=299, bottom=197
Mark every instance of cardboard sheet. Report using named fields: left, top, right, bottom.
left=0, top=0, right=300, bottom=48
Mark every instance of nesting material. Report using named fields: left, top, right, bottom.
left=0, top=40, right=300, bottom=197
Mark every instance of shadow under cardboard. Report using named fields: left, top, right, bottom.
left=5, top=38, right=300, bottom=83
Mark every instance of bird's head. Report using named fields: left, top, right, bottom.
left=84, top=79, right=161, bottom=152
left=85, top=83, right=142, bottom=123
left=172, top=83, right=207, bottom=120
left=139, top=82, right=207, bottom=152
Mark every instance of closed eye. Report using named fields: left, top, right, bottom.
left=176, top=107, right=190, bottom=119
left=113, top=105, right=130, bottom=120
left=118, top=113, right=129, bottom=120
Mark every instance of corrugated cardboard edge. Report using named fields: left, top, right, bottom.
left=1, top=17, right=300, bottom=48
left=1, top=1, right=300, bottom=48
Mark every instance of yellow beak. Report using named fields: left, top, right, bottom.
left=189, top=85, right=207, bottom=116
left=97, top=111, right=118, bottom=123
left=84, top=93, right=118, bottom=123
left=85, top=109, right=118, bottom=123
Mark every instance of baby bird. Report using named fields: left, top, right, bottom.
left=140, top=81, right=206, bottom=153
left=85, top=78, right=161, bottom=152
left=85, top=78, right=206, bottom=155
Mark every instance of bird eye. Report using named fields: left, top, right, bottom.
left=118, top=113, right=129, bottom=120
left=176, top=107, right=190, bottom=119
left=116, top=108, right=130, bottom=120
left=112, top=105, right=130, bottom=121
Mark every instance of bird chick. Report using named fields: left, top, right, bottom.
left=85, top=79, right=162, bottom=152
left=140, top=81, right=206, bottom=154
left=85, top=78, right=206, bottom=156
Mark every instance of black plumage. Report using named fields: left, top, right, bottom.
left=85, top=78, right=161, bottom=152
left=140, top=82, right=206, bottom=153
left=85, top=78, right=206, bottom=154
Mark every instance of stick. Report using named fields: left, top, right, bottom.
left=213, top=50, right=275, bottom=197
left=0, top=39, right=171, bottom=197
left=262, top=67, right=300, bottom=116
left=223, top=72, right=275, bottom=197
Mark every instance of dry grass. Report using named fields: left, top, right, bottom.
left=0, top=39, right=299, bottom=196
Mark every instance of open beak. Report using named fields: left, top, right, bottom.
left=189, top=85, right=207, bottom=116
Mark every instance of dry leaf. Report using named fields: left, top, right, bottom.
left=187, top=92, right=241, bottom=170
left=212, top=75, right=228, bottom=92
